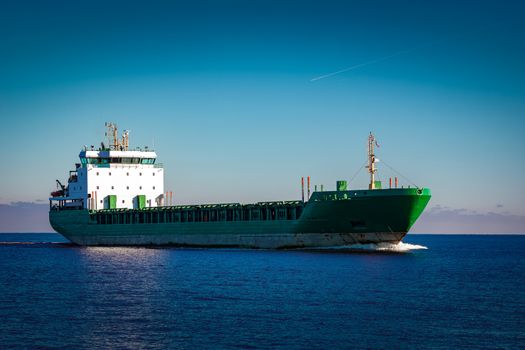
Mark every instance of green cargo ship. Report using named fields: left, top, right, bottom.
left=49, top=125, right=431, bottom=248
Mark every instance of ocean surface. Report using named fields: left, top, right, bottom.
left=0, top=234, right=523, bottom=349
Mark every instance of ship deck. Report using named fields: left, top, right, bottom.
left=88, top=201, right=306, bottom=225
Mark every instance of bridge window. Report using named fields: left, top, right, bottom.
left=123, top=158, right=140, bottom=164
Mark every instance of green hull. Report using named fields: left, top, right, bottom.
left=50, top=188, right=431, bottom=248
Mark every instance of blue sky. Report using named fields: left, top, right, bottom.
left=0, top=0, right=524, bottom=232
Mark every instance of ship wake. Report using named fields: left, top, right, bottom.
left=349, top=241, right=428, bottom=252
left=307, top=241, right=428, bottom=252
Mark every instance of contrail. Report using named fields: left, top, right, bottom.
left=310, top=46, right=420, bottom=82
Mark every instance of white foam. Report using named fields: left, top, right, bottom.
left=349, top=241, right=428, bottom=252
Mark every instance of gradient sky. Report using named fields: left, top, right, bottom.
left=1, top=0, right=524, bottom=231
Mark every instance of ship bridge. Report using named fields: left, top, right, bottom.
left=50, top=123, right=165, bottom=211
left=79, top=150, right=158, bottom=166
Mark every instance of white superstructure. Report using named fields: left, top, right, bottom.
left=54, top=123, right=165, bottom=210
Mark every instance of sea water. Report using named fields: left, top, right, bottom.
left=0, top=234, right=524, bottom=349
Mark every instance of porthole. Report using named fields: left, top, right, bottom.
left=111, top=186, right=114, bottom=190
left=96, top=186, right=99, bottom=190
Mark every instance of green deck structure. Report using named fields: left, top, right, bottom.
left=107, top=195, right=117, bottom=209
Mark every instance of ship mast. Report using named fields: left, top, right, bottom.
left=105, top=122, right=118, bottom=150
left=367, top=132, right=378, bottom=190
left=105, top=122, right=130, bottom=151
left=121, top=130, right=129, bottom=151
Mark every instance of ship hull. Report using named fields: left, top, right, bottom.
left=51, top=221, right=406, bottom=248
left=50, top=188, right=430, bottom=248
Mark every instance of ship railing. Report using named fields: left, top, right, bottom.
left=309, top=188, right=427, bottom=201
left=49, top=197, right=84, bottom=211
left=257, top=200, right=303, bottom=206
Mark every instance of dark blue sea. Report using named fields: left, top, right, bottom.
left=0, top=234, right=524, bottom=349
